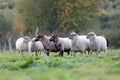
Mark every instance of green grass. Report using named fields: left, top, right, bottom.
left=0, top=49, right=120, bottom=80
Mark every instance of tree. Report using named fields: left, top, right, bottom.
left=0, top=11, right=13, bottom=37
left=55, top=0, right=103, bottom=31
left=13, top=19, right=25, bottom=36
left=16, top=0, right=57, bottom=33
left=16, top=0, right=103, bottom=33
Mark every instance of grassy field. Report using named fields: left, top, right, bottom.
left=0, top=49, right=120, bottom=80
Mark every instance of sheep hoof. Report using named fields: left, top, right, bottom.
left=35, top=53, right=38, bottom=56
left=46, top=53, right=49, bottom=56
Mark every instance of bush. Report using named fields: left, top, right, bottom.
left=106, top=30, right=120, bottom=48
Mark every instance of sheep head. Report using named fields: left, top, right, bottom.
left=69, top=32, right=77, bottom=40
left=23, top=36, right=31, bottom=43
left=35, top=34, right=44, bottom=41
left=31, top=38, right=36, bottom=43
left=49, top=34, right=58, bottom=42
left=87, top=32, right=97, bottom=40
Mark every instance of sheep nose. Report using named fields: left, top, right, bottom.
left=35, top=38, right=39, bottom=41
left=49, top=39, right=52, bottom=41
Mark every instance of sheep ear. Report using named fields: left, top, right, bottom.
left=37, top=34, right=43, bottom=38
left=23, top=36, right=28, bottom=39
left=52, top=34, right=58, bottom=37
left=51, top=34, right=54, bottom=37
left=35, top=34, right=39, bottom=37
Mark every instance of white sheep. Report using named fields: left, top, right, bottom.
left=69, top=32, right=90, bottom=56
left=28, top=38, right=44, bottom=56
left=86, top=32, right=107, bottom=55
left=15, top=36, right=31, bottom=55
left=49, top=34, right=72, bottom=56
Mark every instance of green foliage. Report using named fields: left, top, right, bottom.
left=107, top=31, right=120, bottom=48
left=0, top=56, right=34, bottom=70
left=99, top=1, right=120, bottom=29
left=8, top=0, right=16, bottom=9
left=108, top=12, right=120, bottom=29
left=0, top=49, right=120, bottom=80
left=16, top=0, right=57, bottom=33
left=0, top=11, right=13, bottom=34
left=16, top=0, right=102, bottom=32
left=0, top=0, right=16, bottom=9
left=0, top=0, right=16, bottom=40
left=88, top=1, right=120, bottom=48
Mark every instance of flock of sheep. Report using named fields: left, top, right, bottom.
left=15, top=32, right=109, bottom=56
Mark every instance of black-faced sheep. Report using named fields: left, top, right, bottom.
left=49, top=34, right=72, bottom=56
left=34, top=34, right=58, bottom=56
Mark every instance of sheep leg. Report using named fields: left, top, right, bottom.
left=58, top=53, right=60, bottom=56
left=71, top=51, right=76, bottom=56
left=80, top=51, right=83, bottom=55
left=71, top=50, right=73, bottom=56
left=35, top=52, right=38, bottom=56
left=96, top=48, right=101, bottom=55
left=21, top=50, right=24, bottom=56
left=32, top=52, right=35, bottom=56
left=67, top=51, right=70, bottom=55
left=18, top=50, right=20, bottom=53
left=81, top=52, right=83, bottom=55
left=73, top=51, right=77, bottom=56
left=87, top=49, right=90, bottom=55
left=89, top=50, right=93, bottom=55
left=71, top=49, right=75, bottom=56
left=39, top=51, right=41, bottom=55
left=43, top=50, right=47, bottom=55
left=46, top=52, right=49, bottom=56
left=61, top=52, right=63, bottom=56
left=96, top=51, right=100, bottom=55
left=59, top=51, right=63, bottom=57
left=32, top=53, right=34, bottom=56
left=103, top=50, right=106, bottom=53
left=58, top=52, right=61, bottom=56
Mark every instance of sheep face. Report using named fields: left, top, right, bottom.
left=49, top=34, right=58, bottom=42
left=69, top=32, right=77, bottom=40
left=35, top=34, right=44, bottom=41
left=23, top=36, right=31, bottom=43
left=87, top=32, right=96, bottom=41
left=31, top=38, right=36, bottom=44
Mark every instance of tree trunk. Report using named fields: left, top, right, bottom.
left=3, top=42, right=7, bottom=52
left=8, top=36, right=12, bottom=54
left=20, top=31, right=24, bottom=37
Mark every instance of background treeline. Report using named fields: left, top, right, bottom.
left=0, top=0, right=120, bottom=50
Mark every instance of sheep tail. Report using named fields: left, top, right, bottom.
left=106, top=38, right=110, bottom=47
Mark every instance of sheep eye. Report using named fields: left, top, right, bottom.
left=92, top=34, right=94, bottom=35
left=73, top=34, right=76, bottom=36
left=53, top=37, right=55, bottom=39
left=72, top=35, right=74, bottom=37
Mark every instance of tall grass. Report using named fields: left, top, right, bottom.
left=0, top=49, right=120, bottom=80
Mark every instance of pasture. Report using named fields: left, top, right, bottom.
left=0, top=49, right=120, bottom=80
